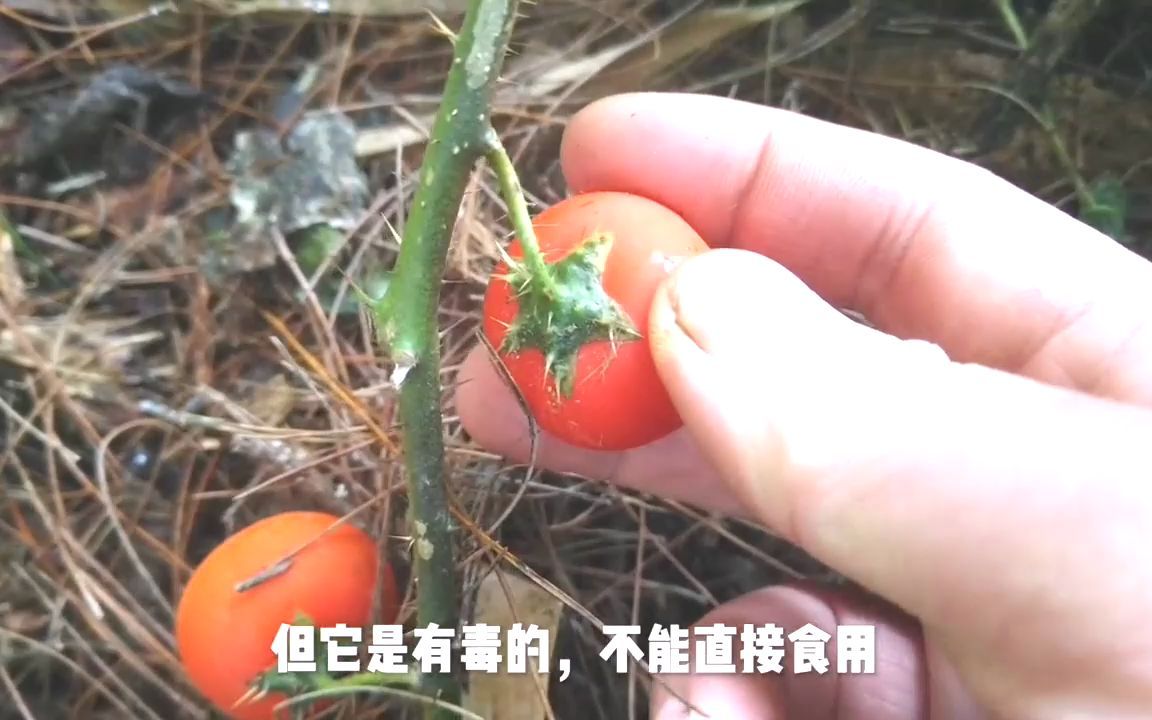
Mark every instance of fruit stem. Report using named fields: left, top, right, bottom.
left=483, top=131, right=561, bottom=299
left=482, top=131, right=644, bottom=397
left=371, top=1, right=521, bottom=718
left=315, top=668, right=421, bottom=692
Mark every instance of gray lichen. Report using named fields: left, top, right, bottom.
left=205, top=110, right=369, bottom=277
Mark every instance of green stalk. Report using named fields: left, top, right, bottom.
left=374, top=0, right=520, bottom=715
left=993, top=0, right=1030, bottom=49
left=484, top=133, right=560, bottom=298
left=481, top=132, right=641, bottom=398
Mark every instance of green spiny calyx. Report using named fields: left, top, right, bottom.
left=500, top=231, right=641, bottom=397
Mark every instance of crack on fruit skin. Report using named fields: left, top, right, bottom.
left=499, top=231, right=641, bottom=398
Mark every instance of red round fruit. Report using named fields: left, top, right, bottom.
left=483, top=190, right=709, bottom=451
left=175, top=512, right=399, bottom=720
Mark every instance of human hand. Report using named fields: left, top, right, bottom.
left=454, top=92, right=1152, bottom=718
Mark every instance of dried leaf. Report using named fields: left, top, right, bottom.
left=505, top=2, right=808, bottom=100
left=245, top=373, right=297, bottom=426
left=464, top=569, right=564, bottom=720
left=0, top=1, right=464, bottom=45
left=0, top=1, right=70, bottom=16
left=190, top=0, right=468, bottom=16
left=354, top=122, right=429, bottom=158
left=2, top=0, right=467, bottom=18
left=504, top=39, right=638, bottom=99
left=586, top=1, right=808, bottom=96
left=358, top=3, right=806, bottom=158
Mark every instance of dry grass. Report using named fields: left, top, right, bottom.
left=1, top=1, right=1150, bottom=718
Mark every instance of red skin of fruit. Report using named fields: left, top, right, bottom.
left=175, top=512, right=398, bottom=720
left=483, top=191, right=709, bottom=451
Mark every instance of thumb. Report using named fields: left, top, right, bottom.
left=648, top=248, right=1152, bottom=717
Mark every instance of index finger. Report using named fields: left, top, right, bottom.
left=560, top=92, right=1152, bottom=404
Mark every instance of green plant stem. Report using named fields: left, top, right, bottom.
left=316, top=669, right=420, bottom=691
left=993, top=0, right=1030, bottom=49
left=481, top=130, right=641, bottom=397
left=373, top=0, right=520, bottom=716
left=484, top=133, right=560, bottom=298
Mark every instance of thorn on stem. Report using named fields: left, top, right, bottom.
left=233, top=683, right=267, bottom=709
left=391, top=353, right=417, bottom=387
